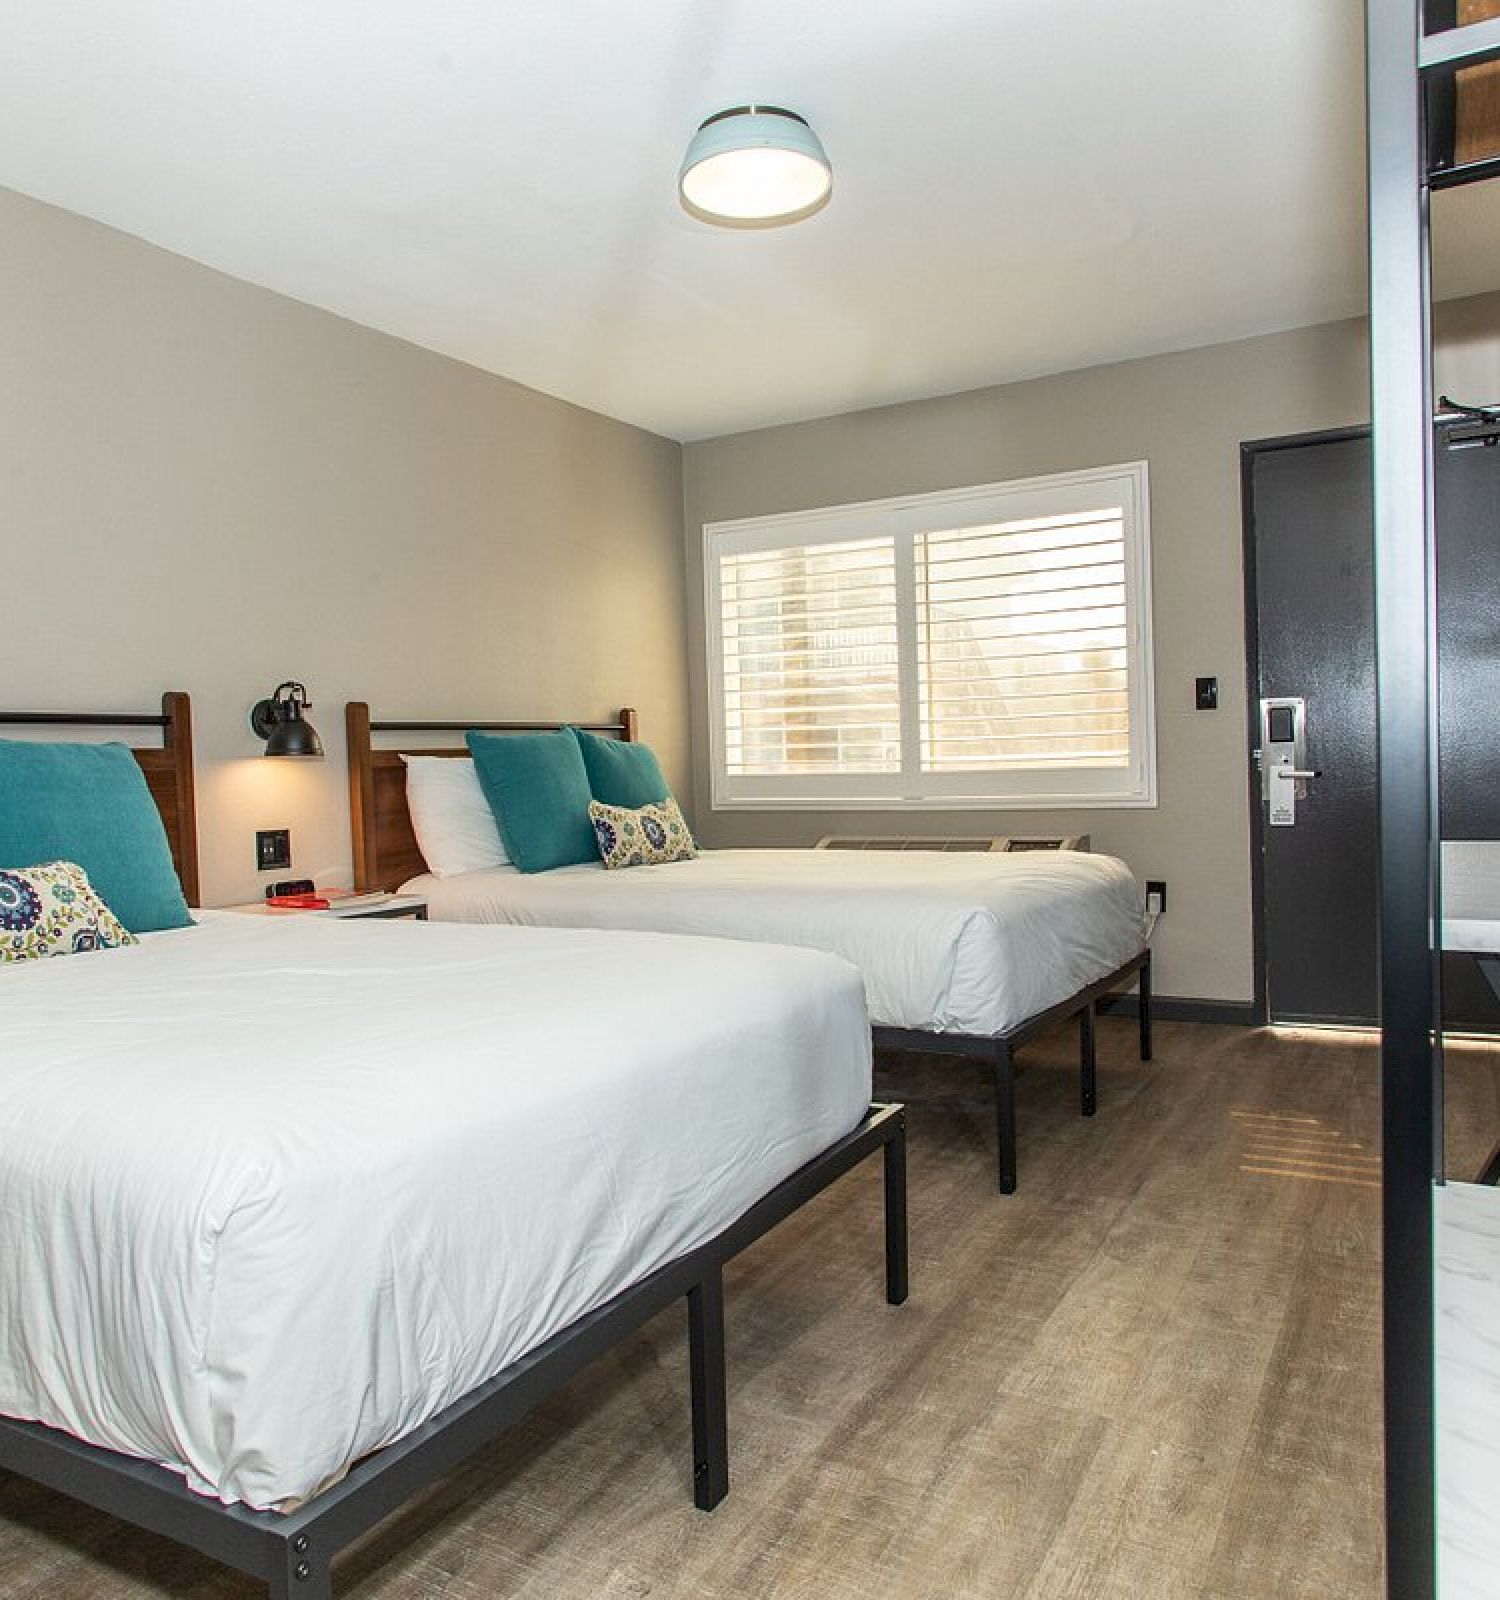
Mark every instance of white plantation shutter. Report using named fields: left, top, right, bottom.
left=705, top=463, right=1155, bottom=809
left=916, top=509, right=1130, bottom=772
left=718, top=537, right=901, bottom=776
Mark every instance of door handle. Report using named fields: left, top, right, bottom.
left=1260, top=696, right=1311, bottom=825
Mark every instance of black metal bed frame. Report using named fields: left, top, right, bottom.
left=0, top=1103, right=907, bottom=1600
left=873, top=948, right=1152, bottom=1194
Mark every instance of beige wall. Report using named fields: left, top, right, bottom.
left=683, top=296, right=1500, bottom=1005
left=2, top=186, right=686, bottom=907
left=10, top=170, right=1498, bottom=992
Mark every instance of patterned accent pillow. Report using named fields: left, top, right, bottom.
left=0, top=861, right=139, bottom=963
left=588, top=797, right=697, bottom=870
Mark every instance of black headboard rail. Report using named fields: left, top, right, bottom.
left=369, top=718, right=630, bottom=735
left=0, top=711, right=170, bottom=727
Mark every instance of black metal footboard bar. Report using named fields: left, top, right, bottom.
left=873, top=948, right=1152, bottom=1195
left=0, top=1103, right=908, bottom=1600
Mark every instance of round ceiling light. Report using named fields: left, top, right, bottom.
left=678, top=106, right=832, bottom=228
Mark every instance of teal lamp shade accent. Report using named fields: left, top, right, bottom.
left=679, top=106, right=832, bottom=227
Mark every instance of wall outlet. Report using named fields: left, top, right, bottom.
left=1145, top=880, right=1167, bottom=916
left=256, top=829, right=291, bottom=872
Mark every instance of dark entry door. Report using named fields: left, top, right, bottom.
left=1248, top=434, right=1379, bottom=1024
left=1246, top=427, right=1500, bottom=1026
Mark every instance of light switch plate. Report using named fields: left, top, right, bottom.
left=256, top=829, right=291, bottom=872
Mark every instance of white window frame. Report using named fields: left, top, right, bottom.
left=704, top=461, right=1157, bottom=811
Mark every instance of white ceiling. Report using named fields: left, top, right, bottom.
left=1, top=0, right=1498, bottom=441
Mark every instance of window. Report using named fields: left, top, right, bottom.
left=705, top=462, right=1156, bottom=809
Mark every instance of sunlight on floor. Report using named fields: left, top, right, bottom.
left=1230, top=1107, right=1381, bottom=1189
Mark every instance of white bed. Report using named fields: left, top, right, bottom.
left=0, top=910, right=870, bottom=1512
left=405, top=847, right=1149, bottom=1038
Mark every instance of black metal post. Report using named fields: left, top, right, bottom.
left=1367, top=2, right=1440, bottom=1596
left=883, top=1111, right=909, bottom=1306
left=1138, top=950, right=1154, bottom=1061
left=687, top=1270, right=729, bottom=1511
left=1079, top=1002, right=1097, bottom=1117
left=993, top=1041, right=1017, bottom=1194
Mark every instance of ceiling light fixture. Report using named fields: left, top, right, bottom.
left=678, top=106, right=832, bottom=228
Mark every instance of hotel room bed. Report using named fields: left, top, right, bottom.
left=347, top=700, right=1154, bottom=1194
left=0, top=910, right=872, bottom=1512
left=403, top=846, right=1147, bottom=1038
left=0, top=696, right=907, bottom=1600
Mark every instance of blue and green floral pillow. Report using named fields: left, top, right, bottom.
left=0, top=861, right=138, bottom=963
left=588, top=797, right=697, bottom=870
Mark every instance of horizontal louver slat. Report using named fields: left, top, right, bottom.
left=917, top=541, right=1121, bottom=579
left=725, top=648, right=900, bottom=673
left=724, top=562, right=897, bottom=587
left=921, top=750, right=1130, bottom=768
left=727, top=705, right=906, bottom=723
left=920, top=639, right=1127, bottom=669
left=919, top=675, right=1129, bottom=701
left=916, top=704, right=1130, bottom=729
left=917, top=614, right=1126, bottom=649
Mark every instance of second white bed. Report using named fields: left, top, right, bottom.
left=407, top=847, right=1149, bottom=1038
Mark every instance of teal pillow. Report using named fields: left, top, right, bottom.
left=466, top=729, right=597, bottom=873
left=0, top=742, right=192, bottom=932
left=572, top=727, right=671, bottom=809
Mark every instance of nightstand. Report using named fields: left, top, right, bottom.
left=224, top=894, right=429, bottom=922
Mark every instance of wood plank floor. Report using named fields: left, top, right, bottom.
left=4, top=1018, right=1498, bottom=1599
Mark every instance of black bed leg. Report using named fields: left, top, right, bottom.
left=1139, top=951, right=1154, bottom=1062
left=268, top=1537, right=332, bottom=1600
left=687, top=1269, right=729, bottom=1511
left=994, top=1042, right=1018, bottom=1194
left=883, top=1111, right=909, bottom=1305
left=1080, top=1001, right=1097, bottom=1117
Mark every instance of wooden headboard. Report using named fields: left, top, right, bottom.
left=0, top=691, right=201, bottom=907
left=346, top=701, right=639, bottom=892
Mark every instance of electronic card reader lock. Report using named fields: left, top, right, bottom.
left=1258, top=697, right=1321, bottom=827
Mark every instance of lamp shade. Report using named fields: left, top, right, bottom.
left=263, top=704, right=323, bottom=758
left=679, top=106, right=832, bottom=227
left=250, top=682, right=324, bottom=758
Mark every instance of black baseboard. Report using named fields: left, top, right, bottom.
left=1098, top=993, right=1260, bottom=1027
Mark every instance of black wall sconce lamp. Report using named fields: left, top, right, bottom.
left=250, top=681, right=325, bottom=758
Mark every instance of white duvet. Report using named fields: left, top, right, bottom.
left=408, top=848, right=1149, bottom=1037
left=0, top=911, right=870, bottom=1511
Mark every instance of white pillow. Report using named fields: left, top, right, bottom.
left=400, top=756, right=509, bottom=877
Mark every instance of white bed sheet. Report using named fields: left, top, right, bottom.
left=407, top=848, right=1149, bottom=1037
left=0, top=911, right=869, bottom=1511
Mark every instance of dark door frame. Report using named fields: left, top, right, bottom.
left=1239, top=423, right=1373, bottom=1028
